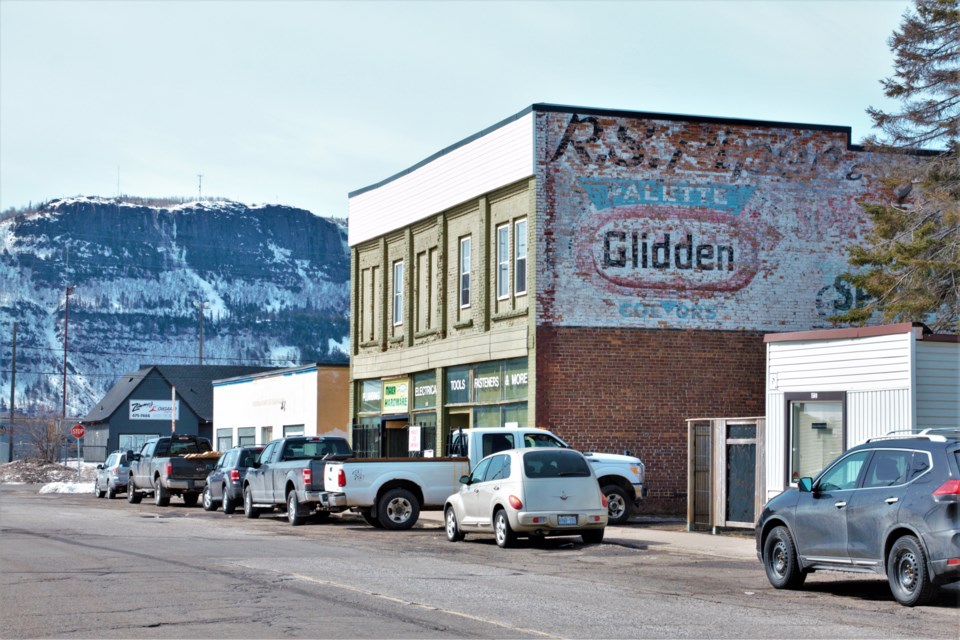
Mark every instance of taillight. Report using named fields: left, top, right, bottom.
left=508, top=495, right=523, bottom=510
left=229, top=469, right=240, bottom=482
left=164, top=461, right=172, bottom=476
left=337, top=469, right=346, bottom=488
left=933, top=479, right=960, bottom=500
left=302, top=468, right=312, bottom=485
left=601, top=493, right=609, bottom=508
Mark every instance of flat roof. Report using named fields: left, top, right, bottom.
left=764, top=322, right=958, bottom=343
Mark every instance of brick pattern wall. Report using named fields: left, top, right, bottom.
left=536, top=326, right=765, bottom=513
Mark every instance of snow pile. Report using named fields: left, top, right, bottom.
left=0, top=458, right=97, bottom=483
left=39, top=481, right=96, bottom=494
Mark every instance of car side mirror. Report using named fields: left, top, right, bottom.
left=96, top=464, right=103, bottom=470
left=459, top=474, right=471, bottom=485
left=797, top=477, right=813, bottom=493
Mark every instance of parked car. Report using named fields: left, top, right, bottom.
left=202, top=446, right=263, bottom=514
left=94, top=450, right=131, bottom=499
left=756, top=429, right=960, bottom=606
left=443, top=448, right=608, bottom=548
left=126, top=435, right=217, bottom=507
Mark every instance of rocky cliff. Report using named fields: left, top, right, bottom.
left=0, top=196, right=350, bottom=418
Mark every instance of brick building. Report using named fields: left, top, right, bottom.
left=347, top=104, right=890, bottom=512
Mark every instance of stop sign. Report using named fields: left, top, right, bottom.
left=71, top=424, right=85, bottom=439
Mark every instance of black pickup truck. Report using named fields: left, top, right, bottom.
left=126, top=435, right=218, bottom=507
left=242, top=436, right=352, bottom=525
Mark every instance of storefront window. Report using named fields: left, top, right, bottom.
left=237, top=427, right=256, bottom=446
left=502, top=403, right=527, bottom=428
left=359, top=380, right=382, bottom=414
left=412, top=411, right=437, bottom=455
left=473, top=361, right=502, bottom=403
left=502, top=358, right=528, bottom=401
left=474, top=405, right=501, bottom=429
left=413, top=371, right=437, bottom=410
left=119, top=433, right=159, bottom=453
left=790, top=399, right=843, bottom=482
left=352, top=416, right=381, bottom=459
left=446, top=366, right=470, bottom=404
left=216, top=429, right=232, bottom=452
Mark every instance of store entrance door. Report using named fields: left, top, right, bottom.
left=383, top=418, right=408, bottom=457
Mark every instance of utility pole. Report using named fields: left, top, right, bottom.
left=197, top=174, right=203, bottom=201
left=193, top=300, right=209, bottom=365
left=62, top=286, right=74, bottom=419
left=7, top=322, right=15, bottom=462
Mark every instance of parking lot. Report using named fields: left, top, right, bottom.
left=1, top=484, right=956, bottom=639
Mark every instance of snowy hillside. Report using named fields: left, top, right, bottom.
left=0, top=196, right=350, bottom=417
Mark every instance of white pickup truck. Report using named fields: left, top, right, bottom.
left=320, top=427, right=645, bottom=529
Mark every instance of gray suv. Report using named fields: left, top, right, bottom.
left=94, top=450, right=131, bottom=499
left=756, top=429, right=960, bottom=606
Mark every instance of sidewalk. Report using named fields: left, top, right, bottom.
left=415, top=511, right=757, bottom=560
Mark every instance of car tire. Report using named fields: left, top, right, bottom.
left=494, top=509, right=516, bottom=549
left=359, top=509, right=384, bottom=528
left=603, top=484, right=631, bottom=525
left=445, top=506, right=465, bottom=542
left=127, top=477, right=142, bottom=504
left=154, top=478, right=170, bottom=507
left=287, top=491, right=305, bottom=526
left=582, top=529, right=605, bottom=544
left=95, top=480, right=105, bottom=499
left=243, top=486, right=260, bottom=519
left=377, top=488, right=420, bottom=530
left=202, top=486, right=216, bottom=511
left=107, top=484, right=117, bottom=500
left=182, top=492, right=199, bottom=507
left=222, top=487, right=237, bottom=515
left=887, top=535, right=937, bottom=607
left=763, top=525, right=806, bottom=589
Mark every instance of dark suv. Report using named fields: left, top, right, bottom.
left=756, top=429, right=960, bottom=606
left=202, top=446, right=263, bottom=514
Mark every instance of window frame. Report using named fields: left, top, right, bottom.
left=393, top=260, right=404, bottom=327
left=496, top=224, right=510, bottom=300
left=514, top=218, right=527, bottom=297
left=783, top=391, right=846, bottom=486
left=459, top=235, right=471, bottom=309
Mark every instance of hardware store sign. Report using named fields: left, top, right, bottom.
left=382, top=380, right=409, bottom=414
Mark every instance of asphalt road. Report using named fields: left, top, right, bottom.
left=0, top=485, right=957, bottom=639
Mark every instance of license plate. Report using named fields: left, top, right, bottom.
left=558, top=515, right=577, bottom=526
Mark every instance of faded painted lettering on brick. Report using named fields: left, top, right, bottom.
left=536, top=112, right=886, bottom=331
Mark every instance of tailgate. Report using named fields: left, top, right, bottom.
left=172, top=457, right=216, bottom=479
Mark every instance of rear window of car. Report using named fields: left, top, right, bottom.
left=523, top=450, right=590, bottom=478
left=238, top=449, right=262, bottom=467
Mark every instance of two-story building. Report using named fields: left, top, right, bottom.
left=347, top=103, right=894, bottom=511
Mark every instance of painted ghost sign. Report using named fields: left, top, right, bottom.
left=538, top=111, right=878, bottom=331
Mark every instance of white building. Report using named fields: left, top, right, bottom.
left=764, top=322, right=959, bottom=500
left=212, top=363, right=349, bottom=450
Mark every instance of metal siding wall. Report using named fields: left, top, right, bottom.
left=764, top=391, right=785, bottom=499
left=768, top=333, right=912, bottom=392
left=846, top=388, right=912, bottom=446
left=349, top=114, right=534, bottom=247
left=915, top=341, right=960, bottom=427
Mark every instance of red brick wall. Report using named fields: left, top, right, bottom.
left=535, top=326, right=765, bottom=514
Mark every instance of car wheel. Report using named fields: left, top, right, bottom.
left=377, top=488, right=420, bottom=530
left=359, top=508, right=384, bottom=528
left=287, top=491, right=305, bottom=526
left=243, top=486, right=260, bottom=519
left=94, top=480, right=105, bottom=499
left=887, top=535, right=937, bottom=607
left=494, top=509, right=516, bottom=549
left=127, top=477, right=142, bottom=504
left=763, top=525, right=806, bottom=589
left=106, top=483, right=117, bottom=500
left=222, top=486, right=237, bottom=514
left=154, top=478, right=170, bottom=507
left=603, top=485, right=631, bottom=525
left=582, top=529, right=605, bottom=544
left=202, top=486, right=216, bottom=511
left=445, top=506, right=465, bottom=542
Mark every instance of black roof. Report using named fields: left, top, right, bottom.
left=82, top=365, right=277, bottom=424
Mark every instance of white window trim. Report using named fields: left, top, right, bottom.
left=460, top=236, right=471, bottom=309
left=514, top=218, right=527, bottom=297
left=496, top=224, right=510, bottom=301
left=393, top=260, right=404, bottom=326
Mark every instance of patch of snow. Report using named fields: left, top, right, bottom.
left=328, top=336, right=349, bottom=356
left=40, top=481, right=95, bottom=494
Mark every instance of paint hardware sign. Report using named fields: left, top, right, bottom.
left=129, top=400, right=180, bottom=421
left=382, top=380, right=409, bottom=414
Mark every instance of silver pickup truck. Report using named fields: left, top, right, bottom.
left=126, top=435, right=217, bottom=507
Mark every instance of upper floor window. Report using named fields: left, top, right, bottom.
left=514, top=219, right=527, bottom=296
left=496, top=224, right=509, bottom=300
left=393, top=260, right=404, bottom=326
left=459, top=236, right=471, bottom=308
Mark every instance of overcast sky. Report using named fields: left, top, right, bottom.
left=1, top=0, right=913, bottom=218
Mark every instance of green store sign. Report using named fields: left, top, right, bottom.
left=382, top=379, right=409, bottom=414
